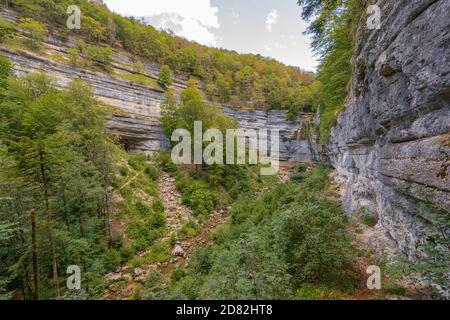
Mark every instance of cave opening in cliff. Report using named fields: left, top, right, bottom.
left=119, top=137, right=139, bottom=153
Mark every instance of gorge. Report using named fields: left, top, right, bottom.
left=0, top=0, right=448, bottom=299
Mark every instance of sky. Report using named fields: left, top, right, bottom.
left=103, top=0, right=318, bottom=71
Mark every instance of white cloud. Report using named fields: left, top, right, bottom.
left=275, top=42, right=287, bottom=49
left=104, top=0, right=220, bottom=46
left=265, top=9, right=278, bottom=32
left=231, top=10, right=239, bottom=24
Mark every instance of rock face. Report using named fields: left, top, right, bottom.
left=0, top=44, right=319, bottom=162
left=222, top=107, right=320, bottom=162
left=329, top=0, right=449, bottom=277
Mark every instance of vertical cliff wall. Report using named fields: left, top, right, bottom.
left=329, top=0, right=449, bottom=273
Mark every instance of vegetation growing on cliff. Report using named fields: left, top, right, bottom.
left=5, top=0, right=318, bottom=113
left=297, top=0, right=365, bottom=141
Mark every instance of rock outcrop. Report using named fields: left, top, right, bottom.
left=0, top=42, right=318, bottom=162
left=329, top=0, right=449, bottom=292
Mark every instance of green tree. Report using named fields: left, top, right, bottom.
left=81, top=16, right=106, bottom=43
left=0, top=17, right=15, bottom=43
left=18, top=18, right=47, bottom=49
left=157, top=65, right=173, bottom=89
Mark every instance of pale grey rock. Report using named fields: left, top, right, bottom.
left=172, top=244, right=185, bottom=257
left=328, top=0, right=450, bottom=296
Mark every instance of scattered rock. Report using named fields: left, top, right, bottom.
left=172, top=244, right=185, bottom=257
left=134, top=267, right=144, bottom=277
left=105, top=272, right=123, bottom=282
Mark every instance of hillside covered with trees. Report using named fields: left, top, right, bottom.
left=1, top=0, right=322, bottom=117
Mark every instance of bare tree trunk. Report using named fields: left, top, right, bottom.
left=105, top=193, right=112, bottom=248
left=30, top=208, right=39, bottom=300
left=38, top=149, right=60, bottom=297
left=102, top=147, right=113, bottom=248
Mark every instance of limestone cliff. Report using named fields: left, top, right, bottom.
left=329, top=0, right=449, bottom=291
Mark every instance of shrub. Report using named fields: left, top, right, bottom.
left=291, top=164, right=308, bottom=183
left=128, top=154, right=147, bottom=171
left=273, top=196, right=355, bottom=285
left=18, top=18, right=47, bottom=49
left=171, top=268, right=186, bottom=282
left=136, top=200, right=150, bottom=216
left=362, top=214, right=378, bottom=227
left=149, top=211, right=166, bottom=229
left=144, top=164, right=159, bottom=180
left=103, top=249, right=122, bottom=272
left=0, top=18, right=15, bottom=43
left=156, top=151, right=177, bottom=173
left=151, top=199, right=165, bottom=214
left=84, top=45, right=114, bottom=71
left=0, top=54, right=12, bottom=89
left=179, top=220, right=200, bottom=238
left=157, top=65, right=173, bottom=89
left=120, top=246, right=135, bottom=263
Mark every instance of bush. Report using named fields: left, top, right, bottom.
left=151, top=199, right=165, bottom=214
left=103, top=249, right=122, bottom=272
left=362, top=214, right=378, bottom=227
left=171, top=268, right=186, bottom=282
left=18, top=18, right=47, bottom=49
left=120, top=246, right=136, bottom=263
left=291, top=164, right=308, bottom=183
left=156, top=151, right=177, bottom=173
left=0, top=54, right=12, bottom=89
left=273, top=196, right=355, bottom=285
left=178, top=220, right=200, bottom=238
left=0, top=18, right=15, bottom=43
left=157, top=65, right=173, bottom=89
left=149, top=211, right=166, bottom=229
left=128, top=154, right=147, bottom=171
left=136, top=200, right=150, bottom=216
left=144, top=164, right=159, bottom=180
left=84, top=44, right=114, bottom=71
left=143, top=270, right=165, bottom=300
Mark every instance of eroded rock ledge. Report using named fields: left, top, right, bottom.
left=0, top=43, right=319, bottom=162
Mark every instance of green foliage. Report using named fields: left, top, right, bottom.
left=0, top=69, right=119, bottom=299
left=0, top=54, right=12, bottom=90
left=178, top=220, right=200, bottom=239
left=0, top=17, right=16, bottom=43
left=295, top=283, right=343, bottom=300
left=164, top=167, right=357, bottom=299
left=297, top=0, right=365, bottom=141
left=18, top=17, right=46, bottom=49
left=291, top=163, right=308, bottom=183
left=9, top=0, right=317, bottom=111
left=68, top=41, right=114, bottom=71
left=81, top=16, right=106, bottom=43
left=176, top=175, right=218, bottom=218
left=157, top=65, right=173, bottom=89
